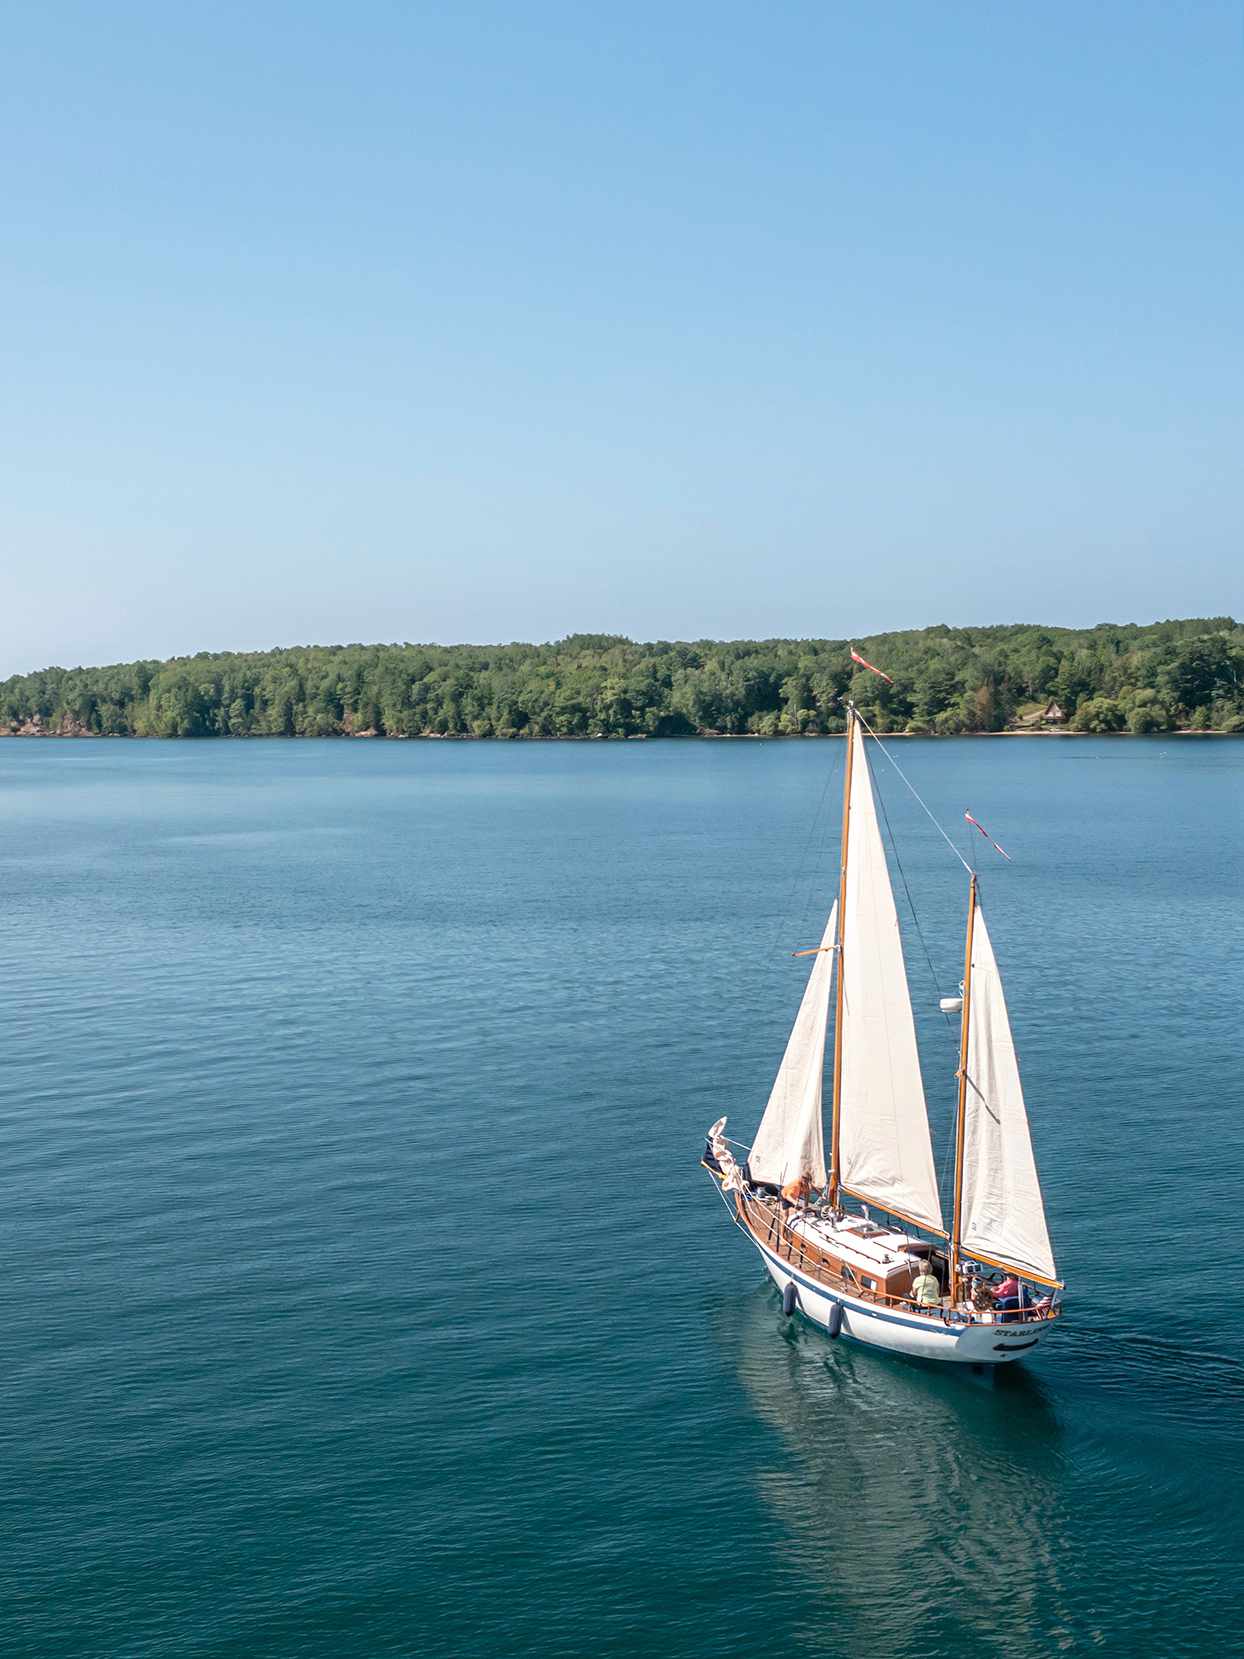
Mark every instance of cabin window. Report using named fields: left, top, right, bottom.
left=840, top=1264, right=856, bottom=1284
left=861, top=1277, right=876, bottom=1290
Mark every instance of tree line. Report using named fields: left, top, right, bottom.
left=3, top=619, right=1242, bottom=739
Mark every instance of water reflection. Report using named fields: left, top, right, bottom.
left=727, top=1288, right=1070, bottom=1658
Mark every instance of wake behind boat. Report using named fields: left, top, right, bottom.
left=703, top=684, right=1063, bottom=1365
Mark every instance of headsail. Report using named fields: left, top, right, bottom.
left=959, top=908, right=1058, bottom=1284
left=837, top=721, right=945, bottom=1234
left=748, top=903, right=837, bottom=1189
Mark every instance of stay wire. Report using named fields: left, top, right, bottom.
left=873, top=771, right=959, bottom=1051
left=767, top=739, right=842, bottom=958
left=864, top=723, right=963, bottom=1201
left=850, top=705, right=974, bottom=877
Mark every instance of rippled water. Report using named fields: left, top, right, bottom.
left=1, top=736, right=1240, bottom=1658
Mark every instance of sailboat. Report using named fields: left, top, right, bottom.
left=703, top=699, right=1063, bottom=1364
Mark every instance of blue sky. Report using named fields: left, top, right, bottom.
left=2, top=1, right=1240, bottom=672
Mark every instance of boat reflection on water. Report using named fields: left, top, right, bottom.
left=728, top=1287, right=1070, bottom=1658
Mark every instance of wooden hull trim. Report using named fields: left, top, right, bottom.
left=749, top=1231, right=1046, bottom=1364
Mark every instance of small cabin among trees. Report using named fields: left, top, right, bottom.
left=1012, top=698, right=1068, bottom=730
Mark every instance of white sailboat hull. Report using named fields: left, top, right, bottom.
left=752, top=1232, right=1045, bottom=1365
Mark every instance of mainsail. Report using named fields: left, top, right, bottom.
left=837, top=722, right=945, bottom=1234
left=748, top=903, right=837, bottom=1189
left=959, top=907, right=1058, bottom=1284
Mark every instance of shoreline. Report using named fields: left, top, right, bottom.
left=2, top=729, right=1239, bottom=743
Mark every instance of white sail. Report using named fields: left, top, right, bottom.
left=838, top=722, right=945, bottom=1233
left=960, top=908, right=1058, bottom=1283
left=748, top=903, right=837, bottom=1189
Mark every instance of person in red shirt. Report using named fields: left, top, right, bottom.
left=994, top=1274, right=1023, bottom=1322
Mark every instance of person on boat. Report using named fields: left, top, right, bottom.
left=912, top=1265, right=941, bottom=1309
left=780, top=1173, right=812, bottom=1207
left=970, top=1275, right=994, bottom=1310
left=993, top=1274, right=1025, bottom=1322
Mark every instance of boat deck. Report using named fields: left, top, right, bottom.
left=737, top=1189, right=1059, bottom=1328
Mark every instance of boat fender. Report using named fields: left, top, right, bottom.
left=782, top=1281, right=798, bottom=1317
left=826, top=1300, right=843, bottom=1338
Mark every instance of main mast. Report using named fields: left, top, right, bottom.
left=949, top=872, right=978, bottom=1297
left=827, top=702, right=855, bottom=1204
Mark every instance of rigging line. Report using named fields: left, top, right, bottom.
left=872, top=760, right=960, bottom=1200
left=801, top=767, right=841, bottom=945
left=937, top=1124, right=957, bottom=1204
left=767, top=736, right=842, bottom=957
left=851, top=705, right=974, bottom=876
left=860, top=714, right=963, bottom=1202
left=712, top=1172, right=758, bottom=1243
left=873, top=771, right=959, bottom=1050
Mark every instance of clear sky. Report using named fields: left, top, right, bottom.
left=2, top=2, right=1240, bottom=673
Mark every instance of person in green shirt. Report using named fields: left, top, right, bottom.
left=912, top=1266, right=941, bottom=1308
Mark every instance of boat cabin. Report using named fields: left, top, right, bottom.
left=784, top=1210, right=936, bottom=1302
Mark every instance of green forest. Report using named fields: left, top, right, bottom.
left=3, top=618, right=1242, bottom=739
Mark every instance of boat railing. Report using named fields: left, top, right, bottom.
left=740, top=1192, right=1061, bottom=1325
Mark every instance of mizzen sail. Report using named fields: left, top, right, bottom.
left=837, top=722, right=945, bottom=1233
left=959, top=908, right=1058, bottom=1284
left=748, top=903, right=837, bottom=1189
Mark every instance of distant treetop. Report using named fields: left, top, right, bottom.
left=3, top=618, right=1242, bottom=738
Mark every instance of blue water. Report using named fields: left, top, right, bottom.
left=1, top=736, right=1241, bottom=1659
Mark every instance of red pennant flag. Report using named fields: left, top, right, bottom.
left=965, top=811, right=1012, bottom=862
left=849, top=646, right=894, bottom=685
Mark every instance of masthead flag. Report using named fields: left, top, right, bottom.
left=849, top=647, right=894, bottom=685
left=964, top=811, right=1012, bottom=862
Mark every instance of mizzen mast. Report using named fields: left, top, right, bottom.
left=949, top=872, right=978, bottom=1299
left=956, top=900, right=1062, bottom=1290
